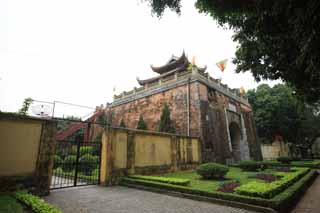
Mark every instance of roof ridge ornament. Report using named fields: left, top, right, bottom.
left=150, top=51, right=189, bottom=74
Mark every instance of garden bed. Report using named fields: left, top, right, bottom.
left=0, top=191, right=61, bottom=213
left=120, top=167, right=317, bottom=212
left=263, top=160, right=320, bottom=169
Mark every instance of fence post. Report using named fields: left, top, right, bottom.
left=73, top=141, right=81, bottom=186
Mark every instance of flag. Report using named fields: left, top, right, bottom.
left=113, top=86, right=116, bottom=94
left=216, top=59, right=228, bottom=72
left=240, top=86, right=245, bottom=95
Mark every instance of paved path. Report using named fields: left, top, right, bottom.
left=44, top=186, right=255, bottom=213
left=291, top=173, right=320, bottom=213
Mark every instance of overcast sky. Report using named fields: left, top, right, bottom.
left=0, top=0, right=279, bottom=117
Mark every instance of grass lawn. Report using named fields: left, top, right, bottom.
left=0, top=195, right=23, bottom=213
left=160, top=167, right=271, bottom=191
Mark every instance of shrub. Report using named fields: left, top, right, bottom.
left=120, top=170, right=317, bottom=212
left=235, top=168, right=309, bottom=198
left=239, top=160, right=261, bottom=171
left=79, top=154, right=99, bottom=175
left=129, top=175, right=190, bottom=186
left=120, top=119, right=126, bottom=128
left=137, top=115, right=148, bottom=130
left=63, top=155, right=76, bottom=172
left=0, top=195, right=23, bottom=213
left=80, top=146, right=93, bottom=156
left=196, top=163, right=229, bottom=179
left=53, top=155, right=63, bottom=169
left=158, top=103, right=175, bottom=133
left=277, top=157, right=292, bottom=164
left=14, top=190, right=62, bottom=213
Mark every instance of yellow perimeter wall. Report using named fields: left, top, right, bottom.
left=0, top=119, right=43, bottom=176
left=100, top=128, right=200, bottom=185
left=135, top=134, right=172, bottom=167
left=261, top=141, right=289, bottom=160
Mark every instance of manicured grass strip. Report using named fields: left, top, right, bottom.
left=14, top=191, right=62, bottom=213
left=0, top=195, right=23, bottom=213
left=129, top=175, right=190, bottom=186
left=235, top=168, right=310, bottom=198
left=120, top=170, right=317, bottom=212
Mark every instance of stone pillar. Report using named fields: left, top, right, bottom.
left=100, top=131, right=109, bottom=186
left=170, top=136, right=178, bottom=172
left=224, top=107, right=232, bottom=152
left=35, top=120, right=57, bottom=196
left=240, top=114, right=250, bottom=160
left=126, top=131, right=135, bottom=174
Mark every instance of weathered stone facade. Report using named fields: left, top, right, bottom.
left=105, top=53, right=262, bottom=163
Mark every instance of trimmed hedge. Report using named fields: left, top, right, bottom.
left=233, top=160, right=320, bottom=169
left=62, top=155, right=76, bottom=172
left=79, top=154, right=99, bottom=175
left=277, top=157, right=292, bottom=164
left=0, top=195, right=23, bottom=213
left=14, top=191, right=62, bottom=213
left=129, top=175, right=190, bottom=186
left=235, top=168, right=309, bottom=198
left=79, top=147, right=94, bottom=156
left=270, top=169, right=317, bottom=211
left=53, top=155, right=63, bottom=169
left=196, top=163, right=229, bottom=179
left=120, top=170, right=317, bottom=212
left=238, top=160, right=261, bottom=171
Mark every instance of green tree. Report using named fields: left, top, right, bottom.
left=145, top=0, right=320, bottom=103
left=18, top=97, right=33, bottom=115
left=158, top=103, right=175, bottom=133
left=119, top=119, right=126, bottom=128
left=137, top=114, right=148, bottom=130
left=246, top=84, right=320, bottom=149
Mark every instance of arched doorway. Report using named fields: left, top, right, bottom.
left=229, top=122, right=241, bottom=162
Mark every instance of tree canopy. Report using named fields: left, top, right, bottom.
left=246, top=84, right=320, bottom=147
left=120, top=119, right=126, bottom=128
left=158, top=103, right=175, bottom=133
left=18, top=97, right=33, bottom=115
left=145, top=0, right=320, bottom=103
left=137, top=114, right=148, bottom=130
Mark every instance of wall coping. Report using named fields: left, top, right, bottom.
left=0, top=112, right=53, bottom=123
left=111, top=71, right=251, bottom=108
left=108, top=126, right=199, bottom=139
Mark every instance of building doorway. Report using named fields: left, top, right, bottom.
left=229, top=122, right=241, bottom=162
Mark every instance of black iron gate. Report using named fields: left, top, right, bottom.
left=50, top=140, right=101, bottom=189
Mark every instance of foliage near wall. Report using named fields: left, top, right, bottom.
left=137, top=115, right=148, bottom=130
left=246, top=84, right=320, bottom=154
left=158, top=103, right=175, bottom=133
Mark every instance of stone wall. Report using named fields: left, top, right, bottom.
left=0, top=114, right=57, bottom=195
left=261, top=141, right=290, bottom=160
left=109, top=82, right=201, bottom=137
left=100, top=127, right=200, bottom=185
left=108, top=80, right=262, bottom=163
